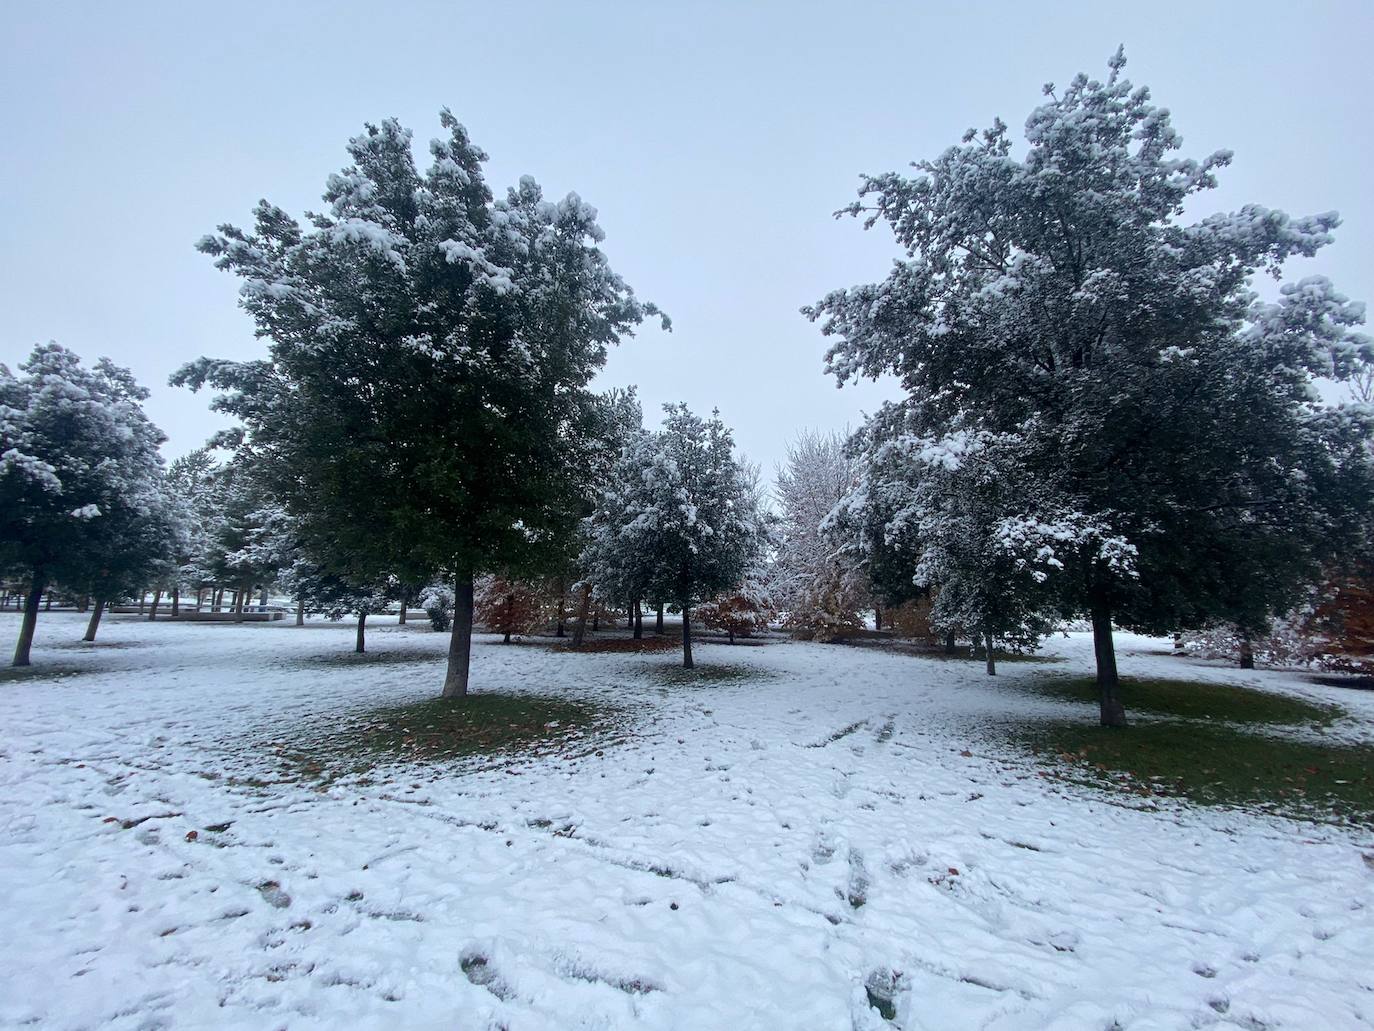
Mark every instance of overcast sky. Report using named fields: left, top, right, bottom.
left=3, top=1, right=1371, bottom=480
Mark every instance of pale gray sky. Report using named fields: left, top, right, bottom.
left=3, top=1, right=1371, bottom=478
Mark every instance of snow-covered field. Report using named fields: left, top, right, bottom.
left=2, top=614, right=1372, bottom=1030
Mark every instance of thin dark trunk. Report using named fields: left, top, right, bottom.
left=138, top=591, right=146, bottom=615
left=171, top=586, right=180, bottom=617
left=592, top=607, right=599, bottom=632
left=44, top=591, right=52, bottom=611
left=943, top=631, right=956, bottom=655
left=295, top=597, right=305, bottom=626
left=147, top=589, right=162, bottom=621
left=1091, top=598, right=1127, bottom=727
left=355, top=612, right=367, bottom=653
left=235, top=587, right=246, bottom=621
left=398, top=603, right=407, bottom=625
left=259, top=587, right=267, bottom=608
left=196, top=587, right=205, bottom=611
left=984, top=630, right=996, bottom=676
left=442, top=572, right=475, bottom=698
left=554, top=576, right=566, bottom=637
left=83, top=598, right=105, bottom=642
left=656, top=606, right=664, bottom=634
left=571, top=583, right=593, bottom=647
left=633, top=599, right=643, bottom=639
left=681, top=602, right=694, bottom=669
left=503, top=630, right=511, bottom=644
left=1239, top=633, right=1255, bottom=670
left=13, top=576, right=45, bottom=666
left=728, top=628, right=735, bottom=645
left=875, top=605, right=883, bottom=631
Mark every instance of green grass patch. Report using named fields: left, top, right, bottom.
left=265, top=692, right=618, bottom=779
left=1009, top=718, right=1374, bottom=826
left=646, top=662, right=771, bottom=687
left=1026, top=676, right=1341, bottom=726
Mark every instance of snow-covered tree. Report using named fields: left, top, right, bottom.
left=175, top=113, right=665, bottom=697
left=1, top=344, right=170, bottom=665
left=807, top=50, right=1374, bottom=724
left=773, top=430, right=869, bottom=640
left=583, top=404, right=766, bottom=668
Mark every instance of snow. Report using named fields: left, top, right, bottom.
left=2, top=614, right=1372, bottom=1029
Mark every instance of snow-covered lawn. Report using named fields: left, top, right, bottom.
left=2, top=614, right=1372, bottom=1030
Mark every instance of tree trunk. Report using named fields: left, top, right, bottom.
left=196, top=587, right=205, bottom=611
left=355, top=612, right=367, bottom=653
left=633, top=599, right=643, bottom=639
left=681, top=602, right=694, bottom=669
left=984, top=630, right=996, bottom=676
left=592, top=607, right=599, bottom=632
left=12, top=576, right=45, bottom=666
left=875, top=605, right=883, bottom=631
left=147, top=589, right=162, bottom=621
left=83, top=598, right=105, bottom=642
left=171, top=586, right=180, bottom=617
left=234, top=587, right=246, bottom=621
left=1173, top=632, right=1184, bottom=654
left=656, top=606, right=664, bottom=634
left=398, top=603, right=407, bottom=625
left=259, top=587, right=267, bottom=608
left=295, top=597, right=305, bottom=627
left=1091, top=598, right=1128, bottom=727
left=138, top=591, right=146, bottom=615
left=554, top=577, right=566, bottom=637
left=44, top=591, right=52, bottom=611
left=1239, top=633, right=1255, bottom=670
left=442, top=572, right=475, bottom=698
left=728, top=628, right=735, bottom=645
left=571, top=584, right=593, bottom=647
left=503, top=630, right=511, bottom=644
left=943, top=631, right=956, bottom=655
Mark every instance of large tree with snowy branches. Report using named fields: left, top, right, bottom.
left=1, top=344, right=172, bottom=665
left=176, top=112, right=666, bottom=698
left=807, top=50, right=1374, bottom=725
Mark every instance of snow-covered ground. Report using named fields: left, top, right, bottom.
left=2, top=614, right=1372, bottom=1030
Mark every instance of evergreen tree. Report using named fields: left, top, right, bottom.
left=1, top=344, right=169, bottom=665
left=175, top=113, right=665, bottom=697
left=583, top=404, right=766, bottom=668
left=807, top=51, right=1374, bottom=724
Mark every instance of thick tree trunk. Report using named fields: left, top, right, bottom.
left=259, top=587, right=267, bottom=608
left=1091, top=599, right=1128, bottom=727
left=1239, top=633, right=1255, bottom=670
left=656, top=606, right=664, bottom=634
left=234, top=587, right=246, bottom=621
left=984, top=630, right=996, bottom=676
left=147, top=589, right=162, bottom=621
left=681, top=602, right=694, bottom=669
left=398, top=603, right=407, bottom=625
left=355, top=612, right=367, bottom=653
left=442, top=572, right=475, bottom=698
left=633, top=599, right=643, bottom=639
left=171, top=586, right=180, bottom=617
left=571, top=584, right=592, bottom=647
left=295, top=597, right=305, bottom=626
left=83, top=598, right=105, bottom=642
left=12, top=576, right=45, bottom=666
left=943, top=631, right=956, bottom=655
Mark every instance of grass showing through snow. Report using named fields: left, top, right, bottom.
left=1000, top=675, right=1372, bottom=825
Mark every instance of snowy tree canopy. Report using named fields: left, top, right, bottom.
left=174, top=113, right=667, bottom=696
left=807, top=50, right=1374, bottom=722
